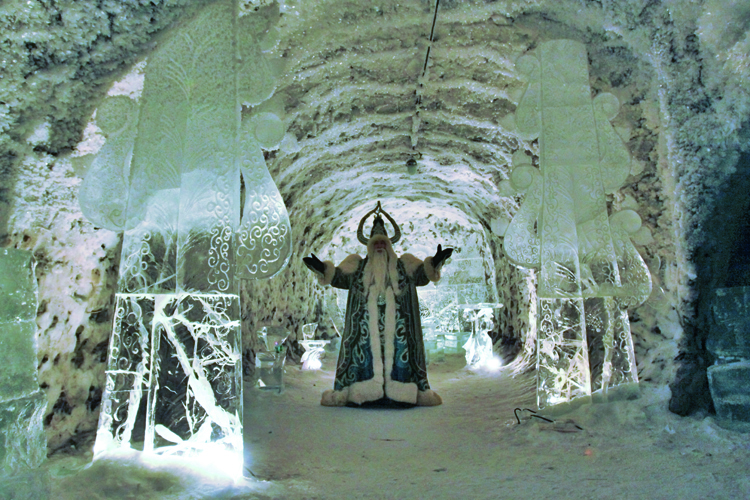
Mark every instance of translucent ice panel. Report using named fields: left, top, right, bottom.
left=118, top=191, right=180, bottom=294
left=125, top=0, right=240, bottom=295
left=537, top=298, right=591, bottom=408
left=89, top=0, right=291, bottom=478
left=0, top=321, right=40, bottom=403
left=95, top=293, right=242, bottom=476
left=709, top=287, right=750, bottom=359
left=609, top=210, right=652, bottom=305
left=147, top=294, right=242, bottom=458
left=236, top=124, right=292, bottom=280
left=78, top=96, right=138, bottom=231
left=256, top=351, right=285, bottom=392
left=0, top=248, right=37, bottom=323
left=0, top=390, right=47, bottom=475
left=236, top=12, right=281, bottom=106
left=708, top=362, right=750, bottom=424
left=504, top=163, right=542, bottom=268
left=506, top=39, right=651, bottom=408
left=585, top=297, right=638, bottom=396
left=94, top=294, right=154, bottom=453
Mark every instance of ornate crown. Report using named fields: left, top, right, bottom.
left=357, top=201, right=401, bottom=245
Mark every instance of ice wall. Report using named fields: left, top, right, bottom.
left=0, top=249, right=46, bottom=474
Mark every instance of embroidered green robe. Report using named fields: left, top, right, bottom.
left=320, top=252, right=440, bottom=405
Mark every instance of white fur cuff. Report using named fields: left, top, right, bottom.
left=318, top=260, right=336, bottom=286
left=424, top=256, right=441, bottom=282
left=416, top=389, right=443, bottom=406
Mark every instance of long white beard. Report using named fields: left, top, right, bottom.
left=364, top=250, right=399, bottom=298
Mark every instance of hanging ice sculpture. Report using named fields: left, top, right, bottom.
left=504, top=40, right=651, bottom=408
left=0, top=249, right=47, bottom=475
left=81, top=0, right=291, bottom=477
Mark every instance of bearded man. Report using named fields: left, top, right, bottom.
left=303, top=201, right=453, bottom=407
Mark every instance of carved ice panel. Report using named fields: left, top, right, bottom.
left=506, top=39, right=651, bottom=408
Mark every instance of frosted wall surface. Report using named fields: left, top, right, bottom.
left=506, top=40, right=652, bottom=408
left=0, top=249, right=46, bottom=475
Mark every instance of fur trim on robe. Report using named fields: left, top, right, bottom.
left=318, top=255, right=362, bottom=286
left=423, top=256, right=441, bottom=282
left=400, top=253, right=422, bottom=277
left=320, top=249, right=442, bottom=406
left=400, top=253, right=440, bottom=282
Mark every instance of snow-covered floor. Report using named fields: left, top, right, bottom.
left=9, top=354, right=750, bottom=499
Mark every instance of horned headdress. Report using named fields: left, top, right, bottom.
left=357, top=201, right=401, bottom=246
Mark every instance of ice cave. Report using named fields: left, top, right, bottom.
left=1, top=0, right=750, bottom=498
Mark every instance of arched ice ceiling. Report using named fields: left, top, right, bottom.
left=243, top=0, right=655, bottom=245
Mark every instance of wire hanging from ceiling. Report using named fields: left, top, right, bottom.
left=417, top=0, right=440, bottom=106
left=409, top=0, right=440, bottom=162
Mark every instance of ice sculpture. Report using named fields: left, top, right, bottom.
left=300, top=323, right=318, bottom=341
left=461, top=303, right=503, bottom=368
left=85, top=0, right=291, bottom=477
left=254, top=327, right=289, bottom=391
left=505, top=40, right=651, bottom=408
left=418, top=256, right=497, bottom=362
left=299, top=323, right=326, bottom=370
left=0, top=249, right=47, bottom=475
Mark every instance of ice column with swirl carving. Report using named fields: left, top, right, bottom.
left=82, top=0, right=291, bottom=476
left=503, top=40, right=651, bottom=408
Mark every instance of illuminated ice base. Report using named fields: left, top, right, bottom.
left=94, top=293, right=243, bottom=478
left=299, top=340, right=330, bottom=371
left=537, top=298, right=591, bottom=409
left=537, top=297, right=640, bottom=409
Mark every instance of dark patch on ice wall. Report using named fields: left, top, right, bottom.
left=671, top=149, right=750, bottom=416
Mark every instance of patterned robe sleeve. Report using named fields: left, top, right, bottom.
left=401, top=253, right=442, bottom=286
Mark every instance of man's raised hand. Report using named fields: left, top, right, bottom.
left=303, top=253, right=325, bottom=275
left=432, top=244, right=454, bottom=268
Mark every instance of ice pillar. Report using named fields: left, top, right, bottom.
left=82, top=0, right=291, bottom=475
left=0, top=249, right=47, bottom=475
left=504, top=40, right=651, bottom=408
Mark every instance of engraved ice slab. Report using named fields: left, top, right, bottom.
left=78, top=95, right=138, bottom=231
left=0, top=248, right=37, bottom=322
left=506, top=40, right=651, bottom=408
left=88, top=0, right=293, bottom=476
left=0, top=321, right=40, bottom=403
left=0, top=391, right=47, bottom=475
left=236, top=121, right=292, bottom=280
left=95, top=293, right=242, bottom=476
